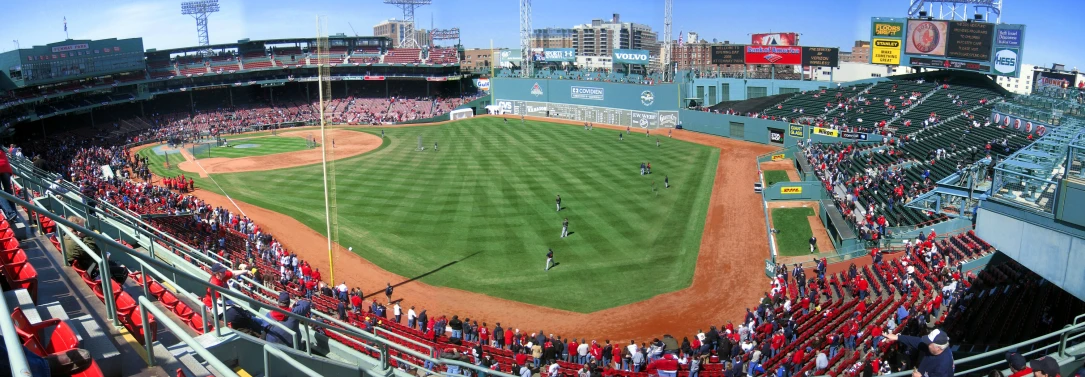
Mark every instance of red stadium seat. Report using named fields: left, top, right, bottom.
left=0, top=237, right=19, bottom=253
left=71, top=360, right=105, bottom=377
left=11, top=307, right=79, bottom=355
left=3, top=261, right=38, bottom=302
left=120, top=309, right=157, bottom=345
left=148, top=281, right=167, bottom=298
left=1, top=247, right=27, bottom=266
left=187, top=312, right=205, bottom=334
left=114, top=292, right=137, bottom=318
left=158, top=291, right=181, bottom=311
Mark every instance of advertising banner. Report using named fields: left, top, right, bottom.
left=771, top=154, right=785, bottom=161
left=570, top=86, right=605, bottom=100
left=768, top=127, right=786, bottom=144
left=524, top=101, right=549, bottom=117
left=992, top=48, right=1019, bottom=76
left=498, top=49, right=522, bottom=68
left=657, top=111, right=680, bottom=128
left=789, top=124, right=804, bottom=138
left=613, top=49, right=651, bottom=65
left=1033, top=71, right=1076, bottom=90
left=872, top=39, right=903, bottom=65
left=475, top=78, right=490, bottom=91
left=908, top=57, right=991, bottom=73
left=811, top=126, right=839, bottom=137
left=751, top=33, right=797, bottom=46
left=872, top=21, right=905, bottom=38
left=630, top=111, right=659, bottom=128
left=906, top=20, right=948, bottom=56
left=710, top=45, right=746, bottom=65
left=543, top=48, right=576, bottom=62
left=841, top=131, right=869, bottom=140
left=802, top=47, right=839, bottom=67
left=744, top=45, right=802, bottom=65
left=996, top=28, right=1022, bottom=47
left=780, top=187, right=803, bottom=194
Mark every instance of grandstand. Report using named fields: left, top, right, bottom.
left=1, top=7, right=1085, bottom=377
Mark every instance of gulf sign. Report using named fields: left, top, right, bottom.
left=745, top=46, right=802, bottom=65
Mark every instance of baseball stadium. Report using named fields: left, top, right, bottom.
left=0, top=0, right=1083, bottom=376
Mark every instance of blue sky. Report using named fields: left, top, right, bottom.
left=0, top=0, right=1081, bottom=68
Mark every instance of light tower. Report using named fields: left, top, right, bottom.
left=384, top=0, right=431, bottom=49
left=663, top=0, right=672, bottom=81
left=519, top=0, right=532, bottom=78
left=907, top=0, right=1002, bottom=22
left=180, top=0, right=220, bottom=55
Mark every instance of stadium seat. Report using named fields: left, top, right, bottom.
left=3, top=261, right=38, bottom=302
left=158, top=291, right=181, bottom=311
left=120, top=309, right=157, bottom=345
left=11, top=307, right=79, bottom=354
left=0, top=247, right=27, bottom=266
left=114, top=291, right=137, bottom=318
left=0, top=236, right=18, bottom=253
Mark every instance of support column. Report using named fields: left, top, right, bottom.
left=229, top=87, right=234, bottom=107
left=189, top=90, right=195, bottom=113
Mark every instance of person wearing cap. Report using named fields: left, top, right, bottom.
left=884, top=329, right=954, bottom=377
left=1029, top=356, right=1060, bottom=377
left=265, top=291, right=313, bottom=349
left=202, top=263, right=251, bottom=311
left=1005, top=352, right=1031, bottom=377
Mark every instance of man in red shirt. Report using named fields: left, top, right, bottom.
left=350, top=291, right=363, bottom=313
left=312, top=268, right=322, bottom=284
left=203, top=263, right=251, bottom=314
left=300, top=262, right=312, bottom=282
left=645, top=352, right=678, bottom=377
left=1006, top=352, right=1032, bottom=377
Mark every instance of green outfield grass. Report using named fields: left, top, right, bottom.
left=771, top=207, right=816, bottom=257
left=763, top=170, right=791, bottom=187
left=193, top=135, right=314, bottom=159
left=206, top=118, right=719, bottom=312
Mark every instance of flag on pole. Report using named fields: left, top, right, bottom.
left=678, top=31, right=683, bottom=46
left=64, top=16, right=67, bottom=32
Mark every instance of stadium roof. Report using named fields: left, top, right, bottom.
left=145, top=35, right=393, bottom=55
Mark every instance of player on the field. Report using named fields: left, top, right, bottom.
left=665, top=176, right=670, bottom=189
left=556, top=195, right=562, bottom=212
left=561, top=218, right=569, bottom=238
left=434, top=141, right=439, bottom=152
left=546, top=248, right=555, bottom=271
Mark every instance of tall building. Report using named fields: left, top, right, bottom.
left=848, top=41, right=871, bottom=63
left=461, top=48, right=500, bottom=72
left=670, top=38, right=746, bottom=74
left=571, top=14, right=659, bottom=58
left=373, top=19, right=431, bottom=48
left=530, top=28, right=575, bottom=49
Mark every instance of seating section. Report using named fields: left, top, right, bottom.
left=427, top=48, right=459, bottom=65
left=384, top=48, right=423, bottom=64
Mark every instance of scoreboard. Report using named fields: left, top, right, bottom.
left=495, top=100, right=679, bottom=129
left=870, top=17, right=1025, bottom=77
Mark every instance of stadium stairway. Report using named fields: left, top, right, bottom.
left=2, top=232, right=177, bottom=376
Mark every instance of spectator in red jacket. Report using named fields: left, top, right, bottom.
left=646, top=353, right=678, bottom=377
left=0, top=148, right=13, bottom=214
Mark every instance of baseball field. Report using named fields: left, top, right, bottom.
left=134, top=116, right=777, bottom=340
left=186, top=118, right=718, bottom=312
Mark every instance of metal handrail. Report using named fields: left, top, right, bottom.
left=137, top=296, right=239, bottom=376
left=0, top=190, right=516, bottom=377
left=263, top=344, right=322, bottom=377
left=0, top=280, right=31, bottom=377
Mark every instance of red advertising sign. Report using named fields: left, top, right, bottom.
left=363, top=76, right=385, bottom=80
left=751, top=32, right=798, bottom=46
left=744, top=45, right=803, bottom=65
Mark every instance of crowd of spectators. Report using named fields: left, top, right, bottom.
left=6, top=108, right=1027, bottom=377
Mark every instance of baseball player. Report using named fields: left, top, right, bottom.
left=504, top=117, right=508, bottom=125
left=665, top=176, right=670, bottom=189
left=556, top=195, right=562, bottom=212
left=546, top=248, right=555, bottom=271
left=381, top=129, right=385, bottom=138
left=809, top=236, right=818, bottom=253
left=434, top=141, right=439, bottom=152
left=521, top=114, right=525, bottom=124
left=561, top=218, right=569, bottom=238
left=656, top=138, right=660, bottom=147
left=619, top=132, right=624, bottom=141
left=646, top=129, right=650, bottom=137
left=626, top=126, right=630, bottom=134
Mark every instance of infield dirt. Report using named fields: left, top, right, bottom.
left=137, top=117, right=780, bottom=341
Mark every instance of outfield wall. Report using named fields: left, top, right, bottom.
left=678, top=110, right=885, bottom=146
left=491, top=78, right=681, bottom=129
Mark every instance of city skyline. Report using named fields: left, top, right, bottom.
left=0, top=0, right=1081, bottom=70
